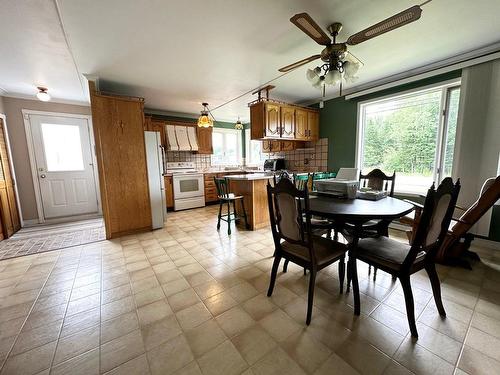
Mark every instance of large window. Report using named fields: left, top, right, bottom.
left=357, top=81, right=461, bottom=194
left=211, top=128, right=242, bottom=166
left=245, top=129, right=264, bottom=166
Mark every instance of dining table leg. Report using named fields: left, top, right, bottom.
left=347, top=224, right=361, bottom=316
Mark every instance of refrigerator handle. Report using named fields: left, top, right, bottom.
left=159, top=145, right=167, bottom=175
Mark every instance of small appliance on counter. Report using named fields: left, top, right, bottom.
left=263, top=158, right=286, bottom=172
left=314, top=179, right=359, bottom=199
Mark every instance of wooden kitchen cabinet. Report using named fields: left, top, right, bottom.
left=265, top=103, right=280, bottom=137
left=204, top=173, right=219, bottom=203
left=308, top=110, right=319, bottom=141
left=280, top=106, right=295, bottom=139
left=197, top=126, right=213, bottom=154
left=89, top=81, right=152, bottom=239
left=295, top=108, right=309, bottom=140
left=262, top=140, right=297, bottom=152
left=165, top=175, right=174, bottom=209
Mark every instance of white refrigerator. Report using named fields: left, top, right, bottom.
left=144, top=131, right=167, bottom=229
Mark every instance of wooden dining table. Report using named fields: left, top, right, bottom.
left=308, top=193, right=415, bottom=314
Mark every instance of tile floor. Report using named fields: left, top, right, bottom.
left=0, top=205, right=500, bottom=375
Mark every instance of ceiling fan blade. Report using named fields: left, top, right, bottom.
left=278, top=54, right=321, bottom=73
left=290, top=13, right=331, bottom=46
left=346, top=5, right=423, bottom=46
left=344, top=51, right=364, bottom=66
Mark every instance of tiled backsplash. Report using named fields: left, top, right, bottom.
left=263, top=138, right=329, bottom=172
left=166, top=138, right=328, bottom=172
left=166, top=151, right=211, bottom=170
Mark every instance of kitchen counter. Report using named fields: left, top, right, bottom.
left=223, top=173, right=274, bottom=181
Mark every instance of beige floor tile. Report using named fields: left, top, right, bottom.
left=51, top=347, right=100, bottom=375
left=168, top=289, right=201, bottom=312
left=101, top=295, right=135, bottom=322
left=137, top=299, right=173, bottom=326
left=184, top=319, right=227, bottom=357
left=197, top=340, right=248, bottom=375
left=216, top=306, right=256, bottom=338
left=227, top=282, right=259, bottom=303
left=147, top=334, right=194, bottom=375
left=185, top=271, right=214, bottom=287
left=315, top=352, right=361, bottom=375
left=23, top=303, right=66, bottom=331
left=259, top=309, right=301, bottom=342
left=102, top=284, right=132, bottom=305
left=172, top=361, right=202, bottom=375
left=371, top=304, right=410, bottom=336
left=414, top=323, right=462, bottom=364
left=418, top=305, right=468, bottom=342
left=231, top=325, right=277, bottom=365
left=104, top=354, right=151, bottom=375
left=162, top=278, right=191, bottom=297
left=242, top=294, right=278, bottom=320
left=458, top=345, right=500, bottom=375
left=281, top=330, right=331, bottom=373
left=61, top=306, right=100, bottom=337
left=54, top=324, right=100, bottom=365
left=382, top=361, right=413, bottom=375
left=66, top=293, right=100, bottom=317
left=176, top=302, right=212, bottom=330
left=251, top=347, right=305, bottom=375
left=101, top=311, right=139, bottom=343
left=12, top=318, right=63, bottom=355
left=394, top=339, right=455, bottom=375
left=203, top=290, right=238, bottom=316
left=335, top=336, right=391, bottom=375
left=465, top=327, right=500, bottom=360
left=1, top=340, right=56, bottom=375
left=100, top=329, right=145, bottom=373
left=134, top=286, right=165, bottom=307
left=131, top=275, right=160, bottom=294
left=141, top=315, right=182, bottom=351
left=471, top=311, right=500, bottom=339
left=350, top=316, right=404, bottom=357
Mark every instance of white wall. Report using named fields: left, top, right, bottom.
left=453, top=59, right=500, bottom=236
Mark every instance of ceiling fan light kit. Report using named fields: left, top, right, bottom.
left=281, top=1, right=431, bottom=96
left=36, top=86, right=51, bottom=102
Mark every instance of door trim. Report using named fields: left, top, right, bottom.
left=22, top=109, right=102, bottom=224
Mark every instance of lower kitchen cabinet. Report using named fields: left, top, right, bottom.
left=165, top=175, right=174, bottom=209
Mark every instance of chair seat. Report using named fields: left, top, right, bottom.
left=356, top=236, right=425, bottom=272
left=219, top=194, right=243, bottom=201
left=282, top=236, right=347, bottom=267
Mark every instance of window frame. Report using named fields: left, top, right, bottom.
left=211, top=127, right=243, bottom=166
left=245, top=128, right=264, bottom=166
left=355, top=78, right=461, bottom=195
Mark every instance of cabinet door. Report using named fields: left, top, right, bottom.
left=295, top=109, right=308, bottom=140
left=262, top=140, right=271, bottom=153
left=307, top=111, right=319, bottom=141
left=197, top=126, right=213, bottom=154
left=165, top=176, right=174, bottom=208
left=280, top=106, right=295, bottom=139
left=270, top=140, right=281, bottom=152
left=151, top=119, right=166, bottom=146
left=264, top=103, right=280, bottom=137
left=280, top=141, right=295, bottom=151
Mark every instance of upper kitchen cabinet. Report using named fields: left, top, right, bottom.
left=89, top=82, right=152, bottom=239
left=197, top=126, right=213, bottom=154
left=250, top=101, right=319, bottom=142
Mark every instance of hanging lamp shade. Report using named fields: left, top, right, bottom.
left=234, top=117, right=244, bottom=130
left=197, top=103, right=214, bottom=128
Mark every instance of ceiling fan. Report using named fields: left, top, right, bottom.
left=280, top=1, right=431, bottom=90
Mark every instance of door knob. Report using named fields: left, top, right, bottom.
left=40, top=174, right=46, bottom=178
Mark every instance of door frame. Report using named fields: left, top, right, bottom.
left=22, top=109, right=102, bottom=224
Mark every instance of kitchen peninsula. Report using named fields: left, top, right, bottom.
left=225, top=173, right=274, bottom=230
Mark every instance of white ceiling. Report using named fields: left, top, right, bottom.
left=1, top=0, right=500, bottom=122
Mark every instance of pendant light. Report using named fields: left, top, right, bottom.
left=234, top=116, right=243, bottom=130
left=36, top=87, right=51, bottom=102
left=197, top=102, right=214, bottom=128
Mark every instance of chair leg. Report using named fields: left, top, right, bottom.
left=233, top=200, right=238, bottom=222
left=282, top=259, right=289, bottom=273
left=267, top=256, right=281, bottom=297
left=327, top=229, right=332, bottom=239
left=217, top=202, right=222, bottom=230
left=333, top=229, right=339, bottom=242
left=373, top=267, right=378, bottom=281
left=338, top=256, right=345, bottom=294
left=348, top=257, right=360, bottom=315
left=240, top=199, right=250, bottom=229
left=425, top=263, right=446, bottom=316
left=306, top=269, right=317, bottom=325
left=227, top=202, right=231, bottom=235
left=399, top=275, right=418, bottom=338
left=303, top=268, right=307, bottom=276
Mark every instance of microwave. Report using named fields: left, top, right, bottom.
left=264, top=158, right=286, bottom=171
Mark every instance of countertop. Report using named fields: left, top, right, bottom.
left=223, top=173, right=274, bottom=181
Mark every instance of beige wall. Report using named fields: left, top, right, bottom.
left=0, top=96, right=5, bottom=113
left=1, top=97, right=90, bottom=221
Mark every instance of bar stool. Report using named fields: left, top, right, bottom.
left=214, top=177, right=249, bottom=235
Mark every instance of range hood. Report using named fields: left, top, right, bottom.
left=165, top=124, right=199, bottom=152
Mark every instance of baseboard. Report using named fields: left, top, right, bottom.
left=22, top=219, right=40, bottom=227
left=473, top=237, right=500, bottom=251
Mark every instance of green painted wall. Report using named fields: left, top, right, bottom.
left=319, top=70, right=463, bottom=172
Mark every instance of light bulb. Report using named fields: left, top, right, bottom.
left=344, top=61, right=360, bottom=78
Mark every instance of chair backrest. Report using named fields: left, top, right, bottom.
left=359, top=169, right=396, bottom=197
left=336, top=168, right=359, bottom=180
left=452, top=175, right=500, bottom=235
left=214, top=177, right=230, bottom=198
left=293, top=173, right=314, bottom=191
left=403, top=177, right=461, bottom=269
left=267, top=177, right=315, bottom=262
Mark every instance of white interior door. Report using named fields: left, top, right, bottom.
left=28, top=114, right=99, bottom=219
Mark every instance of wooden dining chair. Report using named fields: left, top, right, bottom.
left=348, top=177, right=461, bottom=338
left=214, top=177, right=249, bottom=235
left=266, top=177, right=348, bottom=325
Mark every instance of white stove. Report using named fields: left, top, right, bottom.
left=166, top=162, right=205, bottom=211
